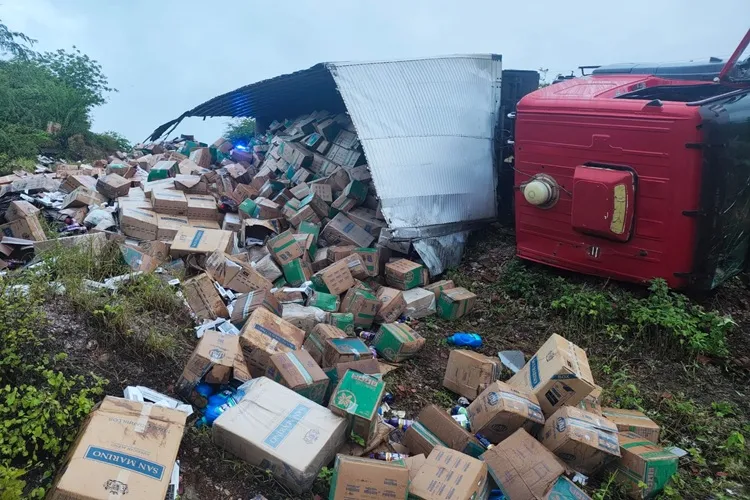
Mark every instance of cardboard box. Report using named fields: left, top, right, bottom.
left=278, top=259, right=309, bottom=288
left=290, top=182, right=311, bottom=200
left=352, top=247, right=379, bottom=277
left=312, top=259, right=355, bottom=295
left=467, top=380, right=545, bottom=444
left=239, top=308, right=305, bottom=377
left=119, top=243, right=160, bottom=272
left=189, top=147, right=211, bottom=168
left=267, top=230, right=304, bottom=265
left=310, top=183, right=333, bottom=202
left=322, top=213, right=374, bottom=248
left=544, top=477, right=592, bottom=499
left=442, top=350, right=500, bottom=401
left=404, top=404, right=485, bottom=458
left=230, top=290, right=282, bottom=327
left=346, top=207, right=385, bottom=237
left=174, top=175, right=208, bottom=194
left=5, top=200, right=40, bottom=222
left=186, top=194, right=218, bottom=220
left=96, top=173, right=131, bottom=199
left=148, top=160, right=179, bottom=181
left=329, top=455, right=409, bottom=500
left=62, top=186, right=106, bottom=208
left=222, top=212, right=242, bottom=232
left=303, top=324, right=347, bottom=366
left=508, top=334, right=596, bottom=417
left=340, top=288, right=380, bottom=328
left=372, top=323, right=425, bottom=362
left=409, top=446, right=488, bottom=500
left=614, top=431, right=678, bottom=499
left=47, top=397, right=186, bottom=500
left=385, top=259, right=428, bottom=290
left=482, top=428, right=566, bottom=500
left=402, top=287, right=437, bottom=319
left=539, top=406, right=620, bottom=475
left=330, top=245, right=357, bottom=261
left=189, top=218, right=221, bottom=230
left=156, top=214, right=189, bottom=241
left=437, top=287, right=477, bottom=319
left=577, top=385, right=603, bottom=416
left=601, top=408, right=660, bottom=443
left=240, top=197, right=282, bottom=220
left=175, top=331, right=250, bottom=407
left=289, top=205, right=321, bottom=227
left=323, top=337, right=374, bottom=368
left=183, top=273, right=229, bottom=320
left=170, top=227, right=234, bottom=256
left=212, top=377, right=347, bottom=494
left=375, top=287, right=406, bottom=323
left=329, top=369, right=385, bottom=442
left=307, top=290, right=340, bottom=312
left=0, top=214, right=45, bottom=241
left=232, top=182, right=259, bottom=203
left=60, top=174, right=98, bottom=193
left=206, top=251, right=273, bottom=293
left=251, top=253, right=283, bottom=283
left=121, top=208, right=158, bottom=241
left=151, top=189, right=188, bottom=215
left=266, top=350, right=329, bottom=404
left=341, top=253, right=369, bottom=280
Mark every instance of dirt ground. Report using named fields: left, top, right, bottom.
left=41, top=223, right=750, bottom=499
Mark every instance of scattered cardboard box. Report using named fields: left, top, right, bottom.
left=267, top=230, right=304, bottom=265
left=329, top=369, right=385, bottom=442
left=375, top=287, right=406, bottom=323
left=182, top=273, right=229, bottom=320
left=508, top=333, right=596, bottom=417
left=121, top=208, right=159, bottom=241
left=323, top=337, right=374, bottom=368
left=96, top=173, right=131, bottom=199
left=213, top=377, right=347, bottom=494
left=467, top=380, right=545, bottom=444
left=239, top=308, right=305, bottom=377
left=62, top=186, right=106, bottom=208
left=372, top=323, right=425, bottom=362
left=151, top=190, right=188, bottom=215
left=614, top=431, right=678, bottom=499
left=404, top=404, right=485, bottom=458
left=322, top=213, right=374, bottom=248
left=402, top=287, right=437, bottom=319
left=442, top=350, right=501, bottom=401
left=340, top=288, right=380, bottom=328
left=60, top=174, right=98, bottom=193
left=312, top=259, right=355, bottom=295
left=437, top=287, right=477, bottom=319
left=230, top=290, right=282, bottom=327
left=282, top=258, right=313, bottom=286
left=385, top=259, right=428, bottom=290
left=5, top=200, right=40, bottom=222
left=577, top=384, right=603, bottom=416
left=205, top=251, right=273, bottom=293
left=170, top=227, right=234, bottom=256
left=0, top=214, right=45, bottom=241
left=539, top=406, right=620, bottom=475
left=303, top=324, right=348, bottom=366
left=186, top=194, right=218, bottom=220
left=156, top=214, right=189, bottom=241
left=601, top=408, right=660, bottom=443
left=409, top=446, right=488, bottom=500
left=266, top=350, right=329, bottom=404
left=329, top=455, right=410, bottom=500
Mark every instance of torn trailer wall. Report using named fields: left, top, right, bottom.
left=149, top=55, right=503, bottom=274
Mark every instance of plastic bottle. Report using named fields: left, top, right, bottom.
left=450, top=406, right=468, bottom=417
left=457, top=397, right=471, bottom=407
left=475, top=433, right=494, bottom=450
left=452, top=414, right=470, bottom=430
left=369, top=452, right=408, bottom=462
left=445, top=332, right=482, bottom=348
left=383, top=393, right=395, bottom=405
left=386, top=417, right=414, bottom=430
left=195, top=382, right=215, bottom=398
left=358, top=331, right=376, bottom=341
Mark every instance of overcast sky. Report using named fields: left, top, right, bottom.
left=3, top=0, right=748, bottom=144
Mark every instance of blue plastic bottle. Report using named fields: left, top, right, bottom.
left=446, top=333, right=483, bottom=348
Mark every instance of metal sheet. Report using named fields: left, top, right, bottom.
left=328, top=55, right=502, bottom=232
left=413, top=232, right=470, bottom=275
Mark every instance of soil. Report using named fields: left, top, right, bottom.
left=40, top=223, right=750, bottom=499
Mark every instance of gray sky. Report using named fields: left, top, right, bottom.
left=3, top=0, right=748, bottom=144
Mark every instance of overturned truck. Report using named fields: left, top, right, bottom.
left=150, top=55, right=538, bottom=274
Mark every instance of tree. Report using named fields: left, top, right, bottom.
left=35, top=47, right=116, bottom=110
left=224, top=118, right=256, bottom=146
left=0, top=19, right=36, bottom=60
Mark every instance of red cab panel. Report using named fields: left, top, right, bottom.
left=571, top=166, right=635, bottom=242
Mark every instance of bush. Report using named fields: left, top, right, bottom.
left=224, top=118, right=256, bottom=146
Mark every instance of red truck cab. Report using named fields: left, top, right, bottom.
left=514, top=30, right=750, bottom=290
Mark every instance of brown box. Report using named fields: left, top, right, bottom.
left=482, top=429, right=566, bottom=500
left=329, top=455, right=410, bottom=500
left=47, top=397, right=186, bottom=500
left=410, top=446, right=488, bottom=500
left=170, top=227, right=234, bottom=256
left=385, top=259, right=428, bottom=290
left=340, top=288, right=380, bottom=329
left=222, top=212, right=243, bottom=232
left=151, top=160, right=179, bottom=177
left=266, top=230, right=304, bottom=266
left=266, top=350, right=329, bottom=404
left=189, top=147, right=211, bottom=168
left=60, top=174, right=98, bottom=193
left=442, top=350, right=500, bottom=401
left=346, top=207, right=385, bottom=237
left=96, top=173, right=131, bottom=199
left=467, top=381, right=545, bottom=444
left=539, top=406, right=620, bottom=475
left=601, top=408, right=660, bottom=443
left=614, top=431, right=678, bottom=499
left=186, top=194, right=218, bottom=220
left=189, top=218, right=221, bottom=230
left=437, top=287, right=477, bottom=319
left=341, top=253, right=369, bottom=280
left=312, top=260, right=355, bottom=295
left=5, top=200, right=40, bottom=222
left=403, top=404, right=484, bottom=458
left=182, top=273, right=229, bottom=321
left=151, top=190, right=188, bottom=215
left=375, top=287, right=406, bottom=323
left=174, top=174, right=208, bottom=194
left=120, top=208, right=158, bottom=241
left=303, top=324, right=347, bottom=366
left=156, top=214, right=189, bottom=241
left=230, top=290, right=282, bottom=327
left=322, top=213, right=374, bottom=247
left=310, top=183, right=333, bottom=202
left=508, top=334, right=596, bottom=417
left=62, top=187, right=106, bottom=208
left=239, top=308, right=305, bottom=377
left=289, top=205, right=321, bottom=227
left=205, top=251, right=273, bottom=293
left=175, top=331, right=250, bottom=407
left=322, top=338, right=374, bottom=368
left=576, top=384, right=603, bottom=416
left=0, top=214, right=46, bottom=241
left=330, top=245, right=357, bottom=261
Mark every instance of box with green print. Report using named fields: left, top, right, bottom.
left=340, top=287, right=380, bottom=328
left=372, top=323, right=425, bottom=362
left=267, top=229, right=304, bottom=265
left=266, top=350, right=329, bottom=405
left=328, top=369, right=386, bottom=443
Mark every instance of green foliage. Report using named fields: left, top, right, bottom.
left=224, top=118, right=256, bottom=145
left=0, top=284, right=106, bottom=498
left=90, top=130, right=131, bottom=152
left=317, top=466, right=334, bottom=486
left=35, top=47, right=116, bottom=110
left=0, top=19, right=36, bottom=61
